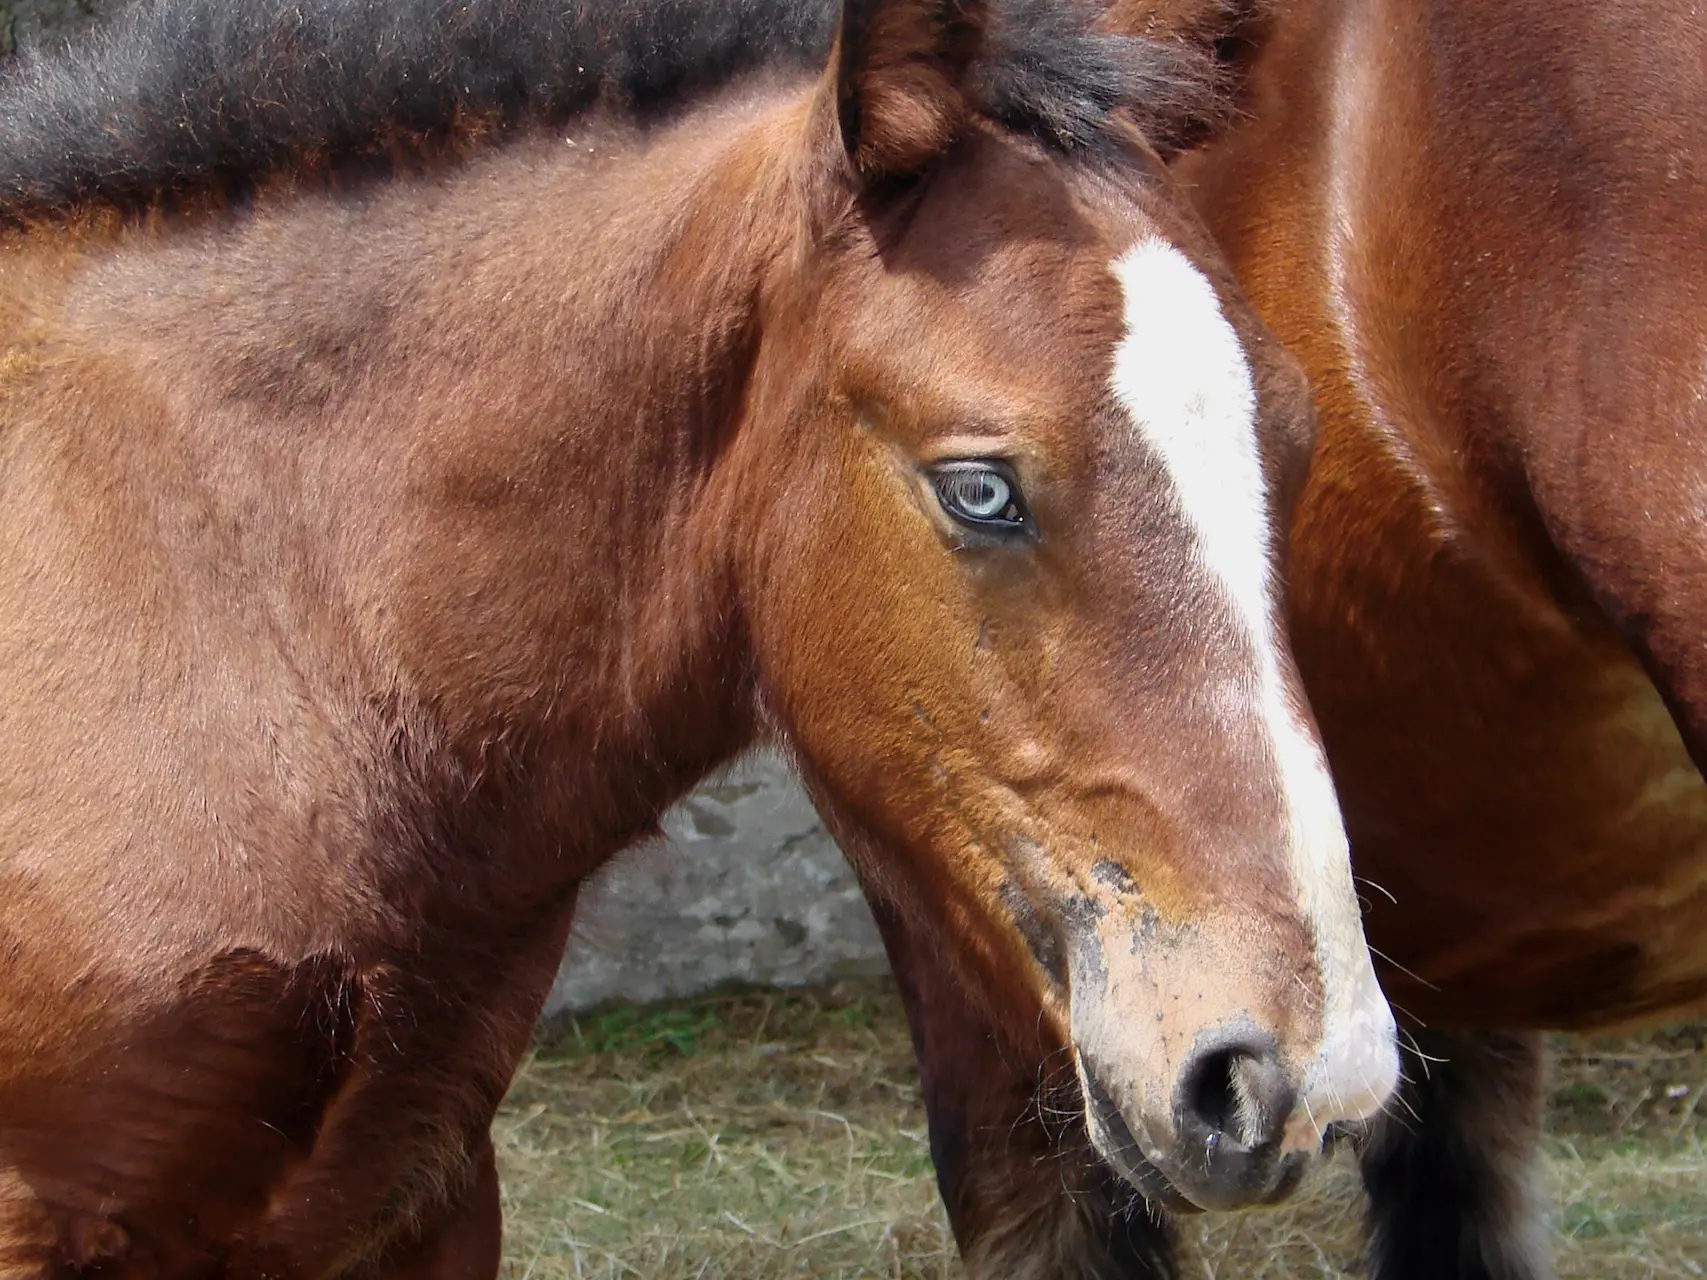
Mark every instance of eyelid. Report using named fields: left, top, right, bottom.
left=915, top=435, right=1020, bottom=467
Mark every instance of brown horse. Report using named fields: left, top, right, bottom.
left=874, top=0, right=1707, bottom=1276
left=0, top=0, right=1398, bottom=1275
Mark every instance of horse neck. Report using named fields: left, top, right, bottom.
left=388, top=112, right=814, bottom=860
left=68, top=95, right=809, bottom=874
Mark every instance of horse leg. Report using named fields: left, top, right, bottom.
left=871, top=899, right=1175, bottom=1280
left=357, top=1137, right=503, bottom=1280
left=1359, top=1029, right=1551, bottom=1280
left=228, top=891, right=577, bottom=1280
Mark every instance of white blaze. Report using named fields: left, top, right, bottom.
left=1108, top=238, right=1398, bottom=1134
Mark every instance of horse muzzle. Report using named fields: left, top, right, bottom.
left=1065, top=910, right=1400, bottom=1213
left=1077, top=1036, right=1316, bottom=1212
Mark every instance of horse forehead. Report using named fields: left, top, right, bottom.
left=1108, top=239, right=1256, bottom=445
left=1106, top=235, right=1292, bottom=769
left=841, top=249, right=1130, bottom=410
left=1108, top=238, right=1267, bottom=601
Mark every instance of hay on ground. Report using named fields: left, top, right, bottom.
left=495, top=982, right=1707, bottom=1280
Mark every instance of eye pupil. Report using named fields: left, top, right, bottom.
left=957, top=472, right=1008, bottom=516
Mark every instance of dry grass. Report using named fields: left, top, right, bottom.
left=494, top=982, right=1707, bottom=1279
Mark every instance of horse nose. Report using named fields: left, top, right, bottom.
left=1169, top=1038, right=1304, bottom=1209
left=1179, top=1039, right=1293, bottom=1151
left=1078, top=1036, right=1312, bottom=1213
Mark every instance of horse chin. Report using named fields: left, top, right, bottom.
left=1078, top=1069, right=1203, bottom=1215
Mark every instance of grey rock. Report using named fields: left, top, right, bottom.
left=546, top=754, right=890, bottom=1014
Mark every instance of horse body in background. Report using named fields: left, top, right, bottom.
left=1194, top=0, right=1707, bottom=1035
left=882, top=0, right=1707, bottom=1276
left=0, top=0, right=1397, bottom=1276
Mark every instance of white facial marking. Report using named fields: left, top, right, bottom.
left=1109, top=238, right=1399, bottom=1135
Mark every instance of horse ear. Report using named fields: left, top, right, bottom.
left=830, top=0, right=988, bottom=178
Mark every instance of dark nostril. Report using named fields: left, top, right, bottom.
left=1181, top=1044, right=1293, bottom=1152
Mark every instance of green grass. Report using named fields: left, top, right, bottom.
left=494, top=982, right=1707, bottom=1279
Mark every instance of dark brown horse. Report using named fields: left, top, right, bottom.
left=874, top=0, right=1707, bottom=1276
left=0, top=0, right=1398, bottom=1275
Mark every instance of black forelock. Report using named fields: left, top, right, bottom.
left=0, top=0, right=1227, bottom=222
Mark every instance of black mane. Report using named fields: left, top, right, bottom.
left=0, top=0, right=1226, bottom=222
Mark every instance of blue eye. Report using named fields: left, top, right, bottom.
left=928, top=461, right=1030, bottom=533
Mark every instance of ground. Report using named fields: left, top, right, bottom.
left=494, top=980, right=1707, bottom=1279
